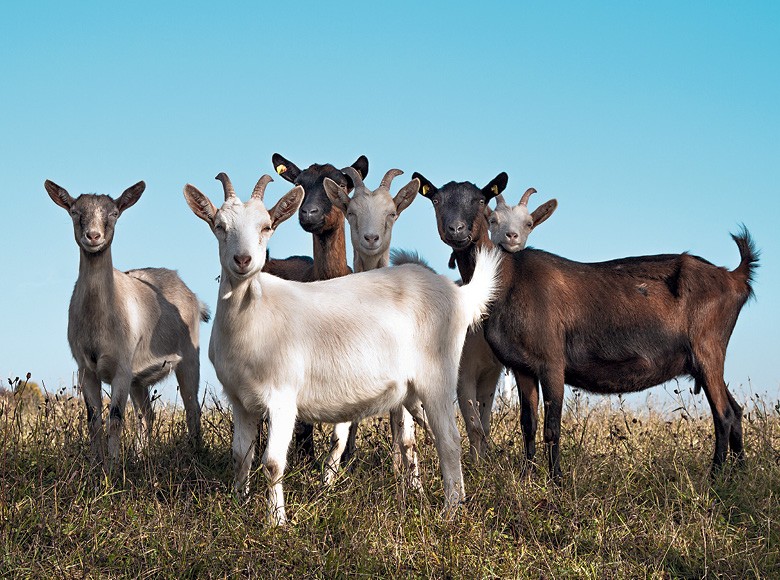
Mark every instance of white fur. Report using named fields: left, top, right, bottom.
left=185, top=178, right=500, bottom=525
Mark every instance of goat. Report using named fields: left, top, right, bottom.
left=322, top=166, right=421, bottom=485
left=263, top=153, right=367, bottom=461
left=45, top=180, right=208, bottom=464
left=414, top=172, right=559, bottom=461
left=486, top=191, right=558, bottom=252
left=183, top=172, right=500, bottom=525
left=416, top=171, right=758, bottom=480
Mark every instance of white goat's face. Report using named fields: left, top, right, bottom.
left=183, top=174, right=304, bottom=282
left=213, top=198, right=274, bottom=280
left=488, top=204, right=534, bottom=252
left=323, top=168, right=419, bottom=260
left=486, top=191, right=559, bottom=253
left=45, top=180, right=145, bottom=254
left=346, top=192, right=397, bottom=256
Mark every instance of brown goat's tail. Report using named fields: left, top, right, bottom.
left=199, top=300, right=212, bottom=323
left=731, top=225, right=759, bottom=300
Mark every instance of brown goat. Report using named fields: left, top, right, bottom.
left=414, top=171, right=758, bottom=480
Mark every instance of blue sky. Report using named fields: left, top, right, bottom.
left=1, top=2, right=778, bottom=406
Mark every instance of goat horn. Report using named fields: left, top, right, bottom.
left=215, top=173, right=236, bottom=201
left=342, top=166, right=365, bottom=191
left=251, top=174, right=274, bottom=201
left=380, top=169, right=404, bottom=190
left=519, top=187, right=537, bottom=206
left=494, top=193, right=508, bottom=209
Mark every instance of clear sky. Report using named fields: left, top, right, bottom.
left=1, top=2, right=778, bottom=406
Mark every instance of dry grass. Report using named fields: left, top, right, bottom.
left=1, top=383, right=778, bottom=578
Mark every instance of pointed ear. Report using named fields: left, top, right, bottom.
left=351, top=155, right=369, bottom=179
left=323, top=177, right=351, bottom=214
left=269, top=185, right=305, bottom=229
left=393, top=178, right=419, bottom=215
left=116, top=181, right=145, bottom=214
left=271, top=153, right=301, bottom=184
left=481, top=172, right=508, bottom=202
left=183, top=184, right=218, bottom=225
left=531, top=199, right=558, bottom=229
left=412, top=172, right=437, bottom=200
left=45, top=180, right=75, bottom=211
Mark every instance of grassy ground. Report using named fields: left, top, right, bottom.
left=1, top=383, right=778, bottom=579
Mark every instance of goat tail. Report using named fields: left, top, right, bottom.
left=457, top=247, right=502, bottom=328
left=731, top=225, right=759, bottom=300
left=199, top=301, right=212, bottom=323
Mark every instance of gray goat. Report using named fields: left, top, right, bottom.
left=46, top=180, right=209, bottom=464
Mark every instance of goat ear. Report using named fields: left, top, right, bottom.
left=531, top=199, right=558, bottom=229
left=183, top=184, right=218, bottom=225
left=351, top=155, right=369, bottom=179
left=323, top=177, right=351, bottom=214
left=393, top=178, right=419, bottom=215
left=45, top=180, right=75, bottom=211
left=481, top=172, right=508, bottom=202
left=116, top=181, right=145, bottom=214
left=269, top=185, right=304, bottom=230
left=412, top=172, right=437, bottom=200
left=271, top=153, right=301, bottom=184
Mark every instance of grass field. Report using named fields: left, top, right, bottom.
left=1, top=381, right=778, bottom=578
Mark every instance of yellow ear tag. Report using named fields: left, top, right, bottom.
left=491, top=185, right=499, bottom=195
left=422, top=184, right=430, bottom=196
left=276, top=164, right=287, bottom=175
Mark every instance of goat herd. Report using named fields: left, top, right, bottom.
left=45, top=153, right=758, bottom=525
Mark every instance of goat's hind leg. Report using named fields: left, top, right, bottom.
left=726, top=390, right=745, bottom=465
left=323, top=422, right=351, bottom=486
left=515, top=369, right=540, bottom=476
left=175, top=354, right=202, bottom=447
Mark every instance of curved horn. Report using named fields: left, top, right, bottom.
left=494, top=193, right=509, bottom=209
left=380, top=168, right=404, bottom=190
left=215, top=172, right=236, bottom=201
left=251, top=174, right=274, bottom=201
left=342, top=166, right=365, bottom=191
left=519, top=187, right=537, bottom=206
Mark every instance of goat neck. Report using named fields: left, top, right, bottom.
left=312, top=221, right=350, bottom=279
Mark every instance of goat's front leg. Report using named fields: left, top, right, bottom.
left=515, top=369, right=540, bottom=475
left=231, top=403, right=260, bottom=498
left=263, top=392, right=297, bottom=526
left=540, top=367, right=564, bottom=483
left=129, top=382, right=154, bottom=453
left=107, top=367, right=133, bottom=466
left=78, top=368, right=105, bottom=463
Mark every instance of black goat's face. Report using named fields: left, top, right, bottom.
left=272, top=153, right=369, bottom=235
left=413, top=172, right=508, bottom=251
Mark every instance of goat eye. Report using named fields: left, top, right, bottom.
left=109, top=211, right=119, bottom=218
left=262, top=226, right=272, bottom=233
left=214, top=224, right=225, bottom=232
left=432, top=198, right=439, bottom=206
left=526, top=221, right=533, bottom=228
left=389, top=213, right=397, bottom=220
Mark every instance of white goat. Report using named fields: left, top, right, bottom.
left=183, top=172, right=500, bottom=525
left=486, top=190, right=557, bottom=252
left=45, top=180, right=209, bottom=464
left=323, top=167, right=422, bottom=486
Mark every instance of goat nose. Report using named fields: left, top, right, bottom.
left=447, top=222, right=465, bottom=234
left=506, top=232, right=519, bottom=241
left=86, top=230, right=102, bottom=242
left=364, top=233, right=380, bottom=244
left=300, top=207, right=320, bottom=220
left=233, top=254, right=252, bottom=269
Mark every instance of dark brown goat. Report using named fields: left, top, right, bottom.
left=263, top=153, right=368, bottom=461
left=415, top=172, right=758, bottom=480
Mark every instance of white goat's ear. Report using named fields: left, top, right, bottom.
left=116, top=181, right=145, bottom=214
left=393, top=178, right=419, bottom=216
left=270, top=185, right=304, bottom=230
left=323, top=177, right=350, bottom=214
left=183, top=184, right=218, bottom=225
left=530, top=199, right=558, bottom=229
left=45, top=180, right=75, bottom=211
